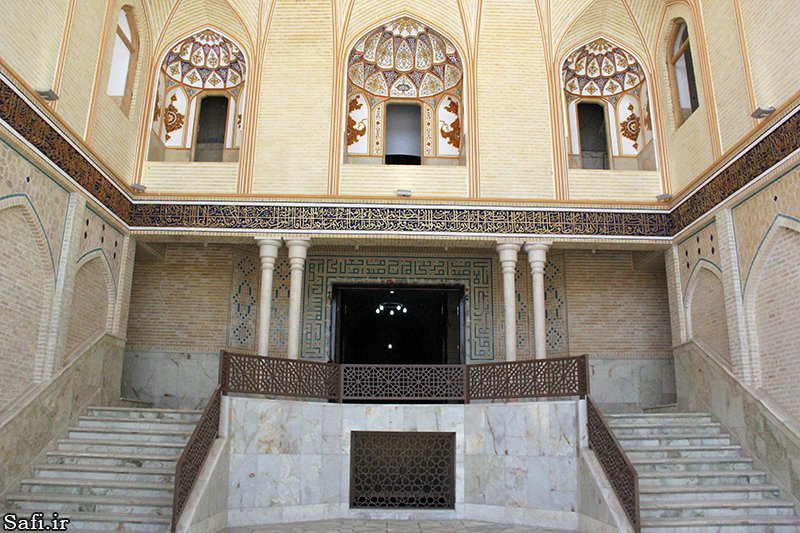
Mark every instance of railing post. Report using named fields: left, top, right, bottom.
left=582, top=353, right=590, bottom=398
left=463, top=364, right=469, bottom=404
left=338, top=364, right=345, bottom=403
left=218, top=351, right=227, bottom=394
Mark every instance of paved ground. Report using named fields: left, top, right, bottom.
left=225, top=520, right=576, bottom=533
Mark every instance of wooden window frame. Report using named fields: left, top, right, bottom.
left=110, top=5, right=139, bottom=116
left=667, top=19, right=699, bottom=128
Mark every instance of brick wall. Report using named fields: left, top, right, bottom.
left=126, top=244, right=234, bottom=350
left=754, top=228, right=800, bottom=420
left=565, top=250, right=672, bottom=354
left=688, top=267, right=731, bottom=366
left=64, top=257, right=110, bottom=359
left=0, top=207, right=50, bottom=409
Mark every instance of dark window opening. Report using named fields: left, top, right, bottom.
left=578, top=102, right=609, bottom=169
left=385, top=103, right=421, bottom=165
left=332, top=285, right=464, bottom=366
left=194, top=96, right=229, bottom=162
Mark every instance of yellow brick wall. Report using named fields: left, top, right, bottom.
left=141, top=161, right=239, bottom=193
left=740, top=0, right=800, bottom=112
left=339, top=165, right=468, bottom=197
left=126, top=244, right=233, bottom=349
left=688, top=267, right=730, bottom=365
left=65, top=257, right=110, bottom=358
left=250, top=0, right=333, bottom=195
left=0, top=0, right=70, bottom=89
left=55, top=0, right=105, bottom=136
left=477, top=0, right=554, bottom=199
left=753, top=228, right=800, bottom=420
left=87, top=0, right=151, bottom=182
left=699, top=0, right=754, bottom=151
left=568, top=169, right=661, bottom=202
left=565, top=250, right=672, bottom=354
left=0, top=207, right=50, bottom=409
left=654, top=4, right=715, bottom=192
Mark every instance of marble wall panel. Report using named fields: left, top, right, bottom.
left=121, top=350, right=220, bottom=409
left=588, top=356, right=676, bottom=413
left=226, top=398, right=581, bottom=528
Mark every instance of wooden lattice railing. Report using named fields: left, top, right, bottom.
left=171, top=387, right=221, bottom=533
left=219, top=351, right=589, bottom=402
left=586, top=395, right=640, bottom=532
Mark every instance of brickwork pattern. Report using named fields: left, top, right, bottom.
left=64, top=257, right=110, bottom=358
left=0, top=141, right=70, bottom=270
left=0, top=207, right=50, bottom=409
left=565, top=250, right=672, bottom=355
left=677, top=221, right=720, bottom=294
left=753, top=228, right=800, bottom=420
left=78, top=206, right=124, bottom=282
left=126, top=244, right=233, bottom=350
left=733, top=165, right=800, bottom=288
left=688, top=267, right=731, bottom=366
left=227, top=248, right=259, bottom=351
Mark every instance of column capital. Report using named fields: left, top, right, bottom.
left=495, top=242, right=522, bottom=266
left=524, top=242, right=551, bottom=269
left=255, top=238, right=282, bottom=262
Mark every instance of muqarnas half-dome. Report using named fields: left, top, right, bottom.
left=347, top=17, right=462, bottom=99
left=563, top=39, right=644, bottom=98
left=162, top=29, right=246, bottom=90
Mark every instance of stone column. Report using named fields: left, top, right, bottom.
left=286, top=239, right=311, bottom=359
left=496, top=243, right=521, bottom=361
left=525, top=242, right=551, bottom=359
left=255, top=238, right=282, bottom=356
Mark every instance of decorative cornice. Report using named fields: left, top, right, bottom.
left=0, top=72, right=796, bottom=239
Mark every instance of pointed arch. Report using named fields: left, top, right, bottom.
left=683, top=259, right=731, bottom=368
left=743, top=215, right=800, bottom=393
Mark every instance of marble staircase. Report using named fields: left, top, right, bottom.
left=5, top=406, right=201, bottom=532
left=607, top=412, right=800, bottom=533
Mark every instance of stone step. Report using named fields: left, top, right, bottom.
left=640, top=484, right=782, bottom=501
left=77, top=415, right=198, bottom=432
left=641, top=515, right=800, bottom=533
left=617, top=434, right=732, bottom=447
left=56, top=437, right=185, bottom=456
left=67, top=426, right=192, bottom=443
left=20, top=477, right=173, bottom=499
left=638, top=470, right=769, bottom=487
left=6, top=493, right=172, bottom=516
left=626, top=444, right=744, bottom=459
left=46, top=450, right=178, bottom=469
left=1, top=510, right=171, bottom=532
left=609, top=414, right=714, bottom=425
left=640, top=499, right=797, bottom=519
left=632, top=456, right=754, bottom=472
left=88, top=406, right=201, bottom=420
left=33, top=464, right=174, bottom=483
left=612, top=423, right=722, bottom=436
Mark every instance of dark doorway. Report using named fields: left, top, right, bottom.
left=385, top=104, right=422, bottom=165
left=332, top=285, right=463, bottom=365
left=578, top=102, right=610, bottom=169
left=194, top=96, right=229, bottom=162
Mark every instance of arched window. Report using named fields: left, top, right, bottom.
left=577, top=102, right=609, bottom=169
left=107, top=6, right=139, bottom=115
left=563, top=39, right=656, bottom=171
left=147, top=28, right=247, bottom=163
left=345, top=17, right=464, bottom=166
left=668, top=20, right=699, bottom=126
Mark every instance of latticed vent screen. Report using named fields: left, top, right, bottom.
left=349, top=431, right=456, bottom=509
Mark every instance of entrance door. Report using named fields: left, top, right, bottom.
left=332, top=285, right=464, bottom=365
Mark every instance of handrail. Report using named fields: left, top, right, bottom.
left=171, top=387, right=221, bottom=533
left=219, top=351, right=589, bottom=402
left=586, top=395, right=640, bottom=532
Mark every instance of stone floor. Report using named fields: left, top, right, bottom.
left=224, top=520, right=576, bottom=533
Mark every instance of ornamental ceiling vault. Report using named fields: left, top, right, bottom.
left=347, top=17, right=462, bottom=100
left=563, top=39, right=644, bottom=99
left=162, top=29, right=246, bottom=91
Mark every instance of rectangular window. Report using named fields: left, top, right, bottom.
left=385, top=103, right=422, bottom=165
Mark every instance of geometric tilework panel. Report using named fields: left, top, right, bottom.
left=301, top=255, right=495, bottom=361
left=227, top=249, right=259, bottom=351
left=269, top=256, right=290, bottom=353
left=544, top=255, right=568, bottom=354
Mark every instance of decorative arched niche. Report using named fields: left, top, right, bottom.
left=563, top=39, right=656, bottom=171
left=345, top=17, right=464, bottom=166
left=147, top=28, right=247, bottom=163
